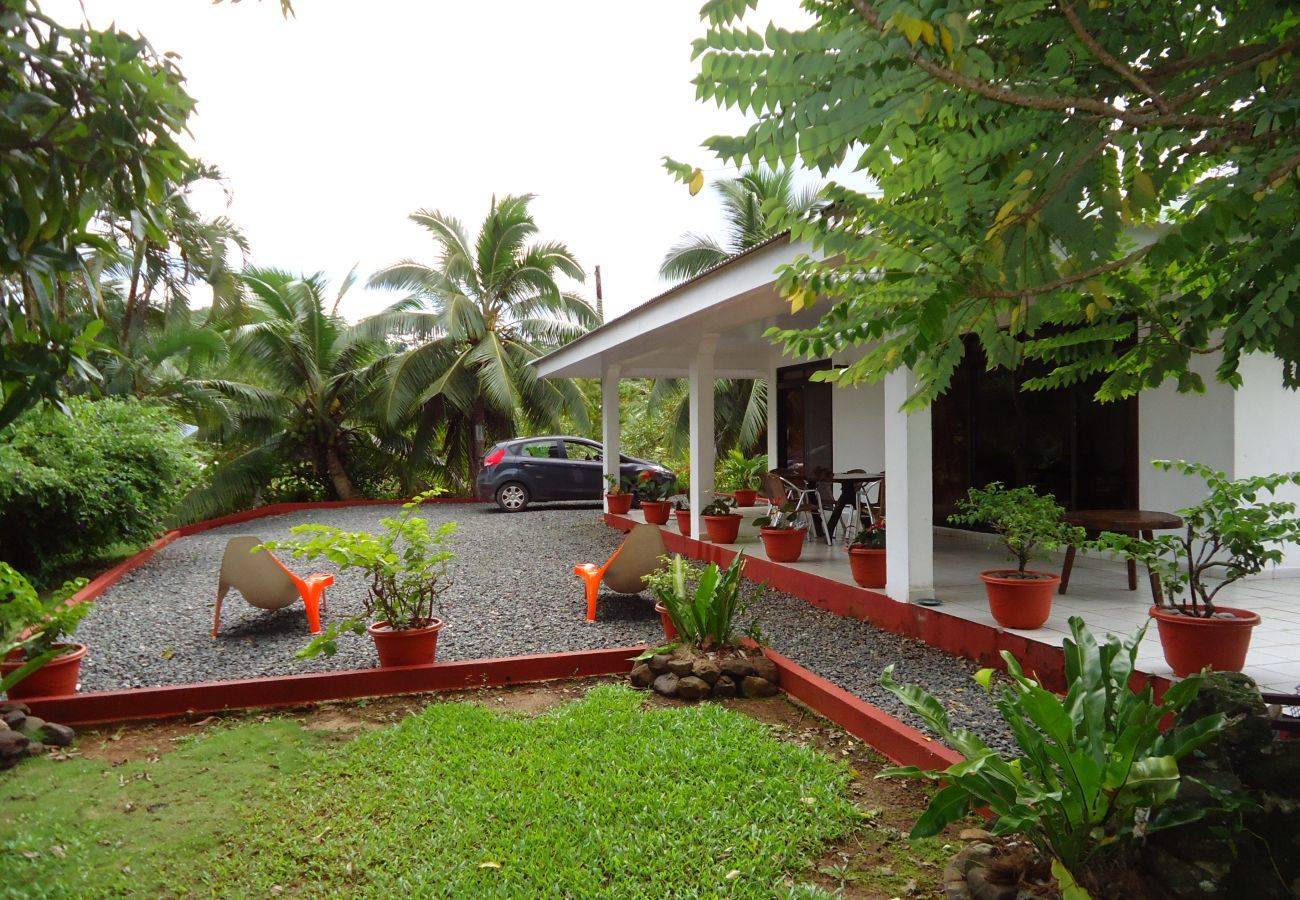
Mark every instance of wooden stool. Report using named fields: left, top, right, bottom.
left=1059, top=509, right=1184, bottom=603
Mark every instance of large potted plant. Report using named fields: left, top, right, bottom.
left=604, top=474, right=633, bottom=515
left=848, top=522, right=886, bottom=589
left=701, top=497, right=743, bottom=543
left=0, top=564, right=91, bottom=699
left=261, top=491, right=457, bottom=667
left=718, top=450, right=768, bottom=508
left=672, top=497, right=691, bottom=536
left=1094, top=460, right=1300, bottom=677
left=752, top=503, right=807, bottom=562
left=949, top=483, right=1085, bottom=630
left=634, top=471, right=674, bottom=525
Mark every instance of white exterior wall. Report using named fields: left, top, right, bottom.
left=831, top=382, right=886, bottom=471
left=1234, top=354, right=1300, bottom=574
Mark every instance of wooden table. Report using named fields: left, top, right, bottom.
left=823, top=472, right=884, bottom=541
left=1059, top=509, right=1184, bottom=602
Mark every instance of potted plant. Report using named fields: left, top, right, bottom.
left=0, top=564, right=92, bottom=699
left=673, top=497, right=691, bottom=536
left=634, top=470, right=674, bottom=525
left=718, top=450, right=768, bottom=508
left=604, top=473, right=633, bottom=515
left=848, top=521, right=886, bottom=589
left=752, top=503, right=807, bottom=562
left=260, top=490, right=457, bottom=667
left=949, top=483, right=1085, bottom=630
left=1094, top=460, right=1300, bottom=677
left=701, top=496, right=743, bottom=543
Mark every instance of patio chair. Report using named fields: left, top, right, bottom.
left=574, top=523, right=668, bottom=622
left=773, top=471, right=831, bottom=545
left=212, top=536, right=334, bottom=638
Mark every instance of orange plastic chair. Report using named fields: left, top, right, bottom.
left=212, top=536, right=334, bottom=638
left=574, top=524, right=668, bottom=622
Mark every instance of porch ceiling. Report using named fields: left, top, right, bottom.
left=534, top=236, right=826, bottom=379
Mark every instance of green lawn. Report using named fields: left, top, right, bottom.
left=0, top=686, right=872, bottom=897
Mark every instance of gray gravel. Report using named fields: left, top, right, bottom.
left=76, top=503, right=1011, bottom=751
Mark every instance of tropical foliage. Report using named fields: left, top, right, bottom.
left=644, top=553, right=761, bottom=650
left=949, top=482, right=1084, bottom=573
left=671, top=1, right=1300, bottom=407
left=0, top=562, right=89, bottom=694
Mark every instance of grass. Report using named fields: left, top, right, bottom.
left=1, top=686, right=865, bottom=897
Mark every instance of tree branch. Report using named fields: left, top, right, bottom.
left=971, top=244, right=1155, bottom=300
left=1060, top=1, right=1171, bottom=114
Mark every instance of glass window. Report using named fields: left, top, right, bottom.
left=519, top=441, right=557, bottom=459
left=564, top=441, right=602, bottom=462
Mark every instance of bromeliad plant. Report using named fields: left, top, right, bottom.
left=880, top=616, right=1226, bottom=894
left=0, top=563, right=90, bottom=693
left=258, top=490, right=456, bottom=658
left=1093, top=460, right=1300, bottom=617
left=718, top=450, right=768, bottom=493
left=644, top=553, right=762, bottom=651
left=949, top=483, right=1084, bottom=575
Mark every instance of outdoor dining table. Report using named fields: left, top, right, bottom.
left=1058, top=508, right=1184, bottom=603
left=819, top=472, right=884, bottom=541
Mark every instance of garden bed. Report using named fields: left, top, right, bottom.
left=0, top=680, right=959, bottom=898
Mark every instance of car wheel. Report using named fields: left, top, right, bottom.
left=495, top=482, right=530, bottom=512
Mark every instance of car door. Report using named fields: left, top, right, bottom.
left=562, top=440, right=604, bottom=499
left=513, top=439, right=568, bottom=501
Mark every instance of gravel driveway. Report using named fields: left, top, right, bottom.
left=75, top=503, right=1011, bottom=751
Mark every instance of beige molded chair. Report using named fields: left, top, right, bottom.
left=212, top=536, right=334, bottom=638
left=574, top=524, right=668, bottom=622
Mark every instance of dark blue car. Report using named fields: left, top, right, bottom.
left=475, top=435, right=674, bottom=512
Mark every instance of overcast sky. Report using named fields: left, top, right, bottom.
left=53, top=0, right=817, bottom=321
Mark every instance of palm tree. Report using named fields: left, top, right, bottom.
left=366, top=194, right=599, bottom=486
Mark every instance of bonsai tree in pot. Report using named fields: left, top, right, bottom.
left=260, top=491, right=457, bottom=667
left=634, top=471, right=675, bottom=525
left=718, top=450, right=768, bottom=508
left=752, top=503, right=807, bottom=562
left=848, top=521, right=886, bottom=589
left=1094, top=460, right=1300, bottom=676
left=949, top=483, right=1084, bottom=630
left=0, top=564, right=92, bottom=698
left=701, top=496, right=743, bottom=543
left=604, top=473, right=633, bottom=515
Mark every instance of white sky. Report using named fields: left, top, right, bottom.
left=54, top=0, right=816, bottom=322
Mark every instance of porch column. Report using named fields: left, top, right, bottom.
left=601, top=362, right=622, bottom=505
left=765, top=353, right=779, bottom=469
left=884, top=367, right=934, bottom=602
left=688, top=337, right=718, bottom=538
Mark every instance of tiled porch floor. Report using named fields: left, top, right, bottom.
left=625, top=509, right=1300, bottom=694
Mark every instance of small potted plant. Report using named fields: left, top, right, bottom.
left=752, top=503, right=807, bottom=562
left=673, top=497, right=691, bottom=536
left=719, top=450, right=767, bottom=508
left=701, top=496, right=743, bottom=543
left=949, top=483, right=1085, bottom=630
left=604, top=473, right=633, bottom=515
left=1094, top=461, right=1300, bottom=676
left=260, top=490, right=457, bottom=667
left=848, top=521, right=886, bottom=589
left=0, top=564, right=92, bottom=699
left=634, top=470, right=674, bottom=525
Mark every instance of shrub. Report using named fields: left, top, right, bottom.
left=948, top=482, right=1084, bottom=573
left=0, top=562, right=89, bottom=693
left=0, top=398, right=204, bottom=578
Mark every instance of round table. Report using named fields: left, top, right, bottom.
left=1059, top=509, right=1184, bottom=602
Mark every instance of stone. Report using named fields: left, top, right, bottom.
left=965, top=865, right=1019, bottom=900
left=691, top=658, right=720, bottom=683
left=712, top=675, right=737, bottom=699
left=39, top=722, right=75, bottom=748
left=676, top=676, right=710, bottom=700
left=629, top=663, right=654, bottom=688
left=0, top=720, right=8, bottom=731
left=652, top=673, right=679, bottom=697
left=0, top=730, right=30, bottom=768
left=959, top=828, right=994, bottom=842
left=648, top=654, right=672, bottom=674
left=2, top=709, right=26, bottom=730
left=750, top=655, right=779, bottom=684
left=18, top=715, right=46, bottom=739
left=741, top=675, right=779, bottom=698
left=23, top=741, right=44, bottom=757
left=667, top=657, right=695, bottom=677
left=720, top=656, right=754, bottom=678
left=0, top=701, right=30, bottom=715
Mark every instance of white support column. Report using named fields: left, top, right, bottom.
left=601, top=362, right=622, bottom=508
left=884, top=367, right=934, bottom=602
left=765, top=353, right=779, bottom=470
left=689, top=337, right=718, bottom=538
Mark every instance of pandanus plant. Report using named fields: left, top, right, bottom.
left=644, top=554, right=761, bottom=651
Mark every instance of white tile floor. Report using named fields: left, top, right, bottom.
left=625, top=510, right=1300, bottom=694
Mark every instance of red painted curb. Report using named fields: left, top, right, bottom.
left=26, top=646, right=646, bottom=727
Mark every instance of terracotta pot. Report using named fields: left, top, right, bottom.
left=674, top=508, right=692, bottom=536
left=760, top=527, right=806, bottom=563
left=367, top=619, right=444, bottom=667
left=703, top=514, right=742, bottom=543
left=732, top=488, right=759, bottom=508
left=654, top=601, right=678, bottom=641
left=979, top=570, right=1058, bottom=630
left=605, top=493, right=633, bottom=515
left=1150, top=604, right=1260, bottom=677
left=848, top=547, right=886, bottom=589
left=641, top=500, right=672, bottom=525
left=2, top=643, right=87, bottom=699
